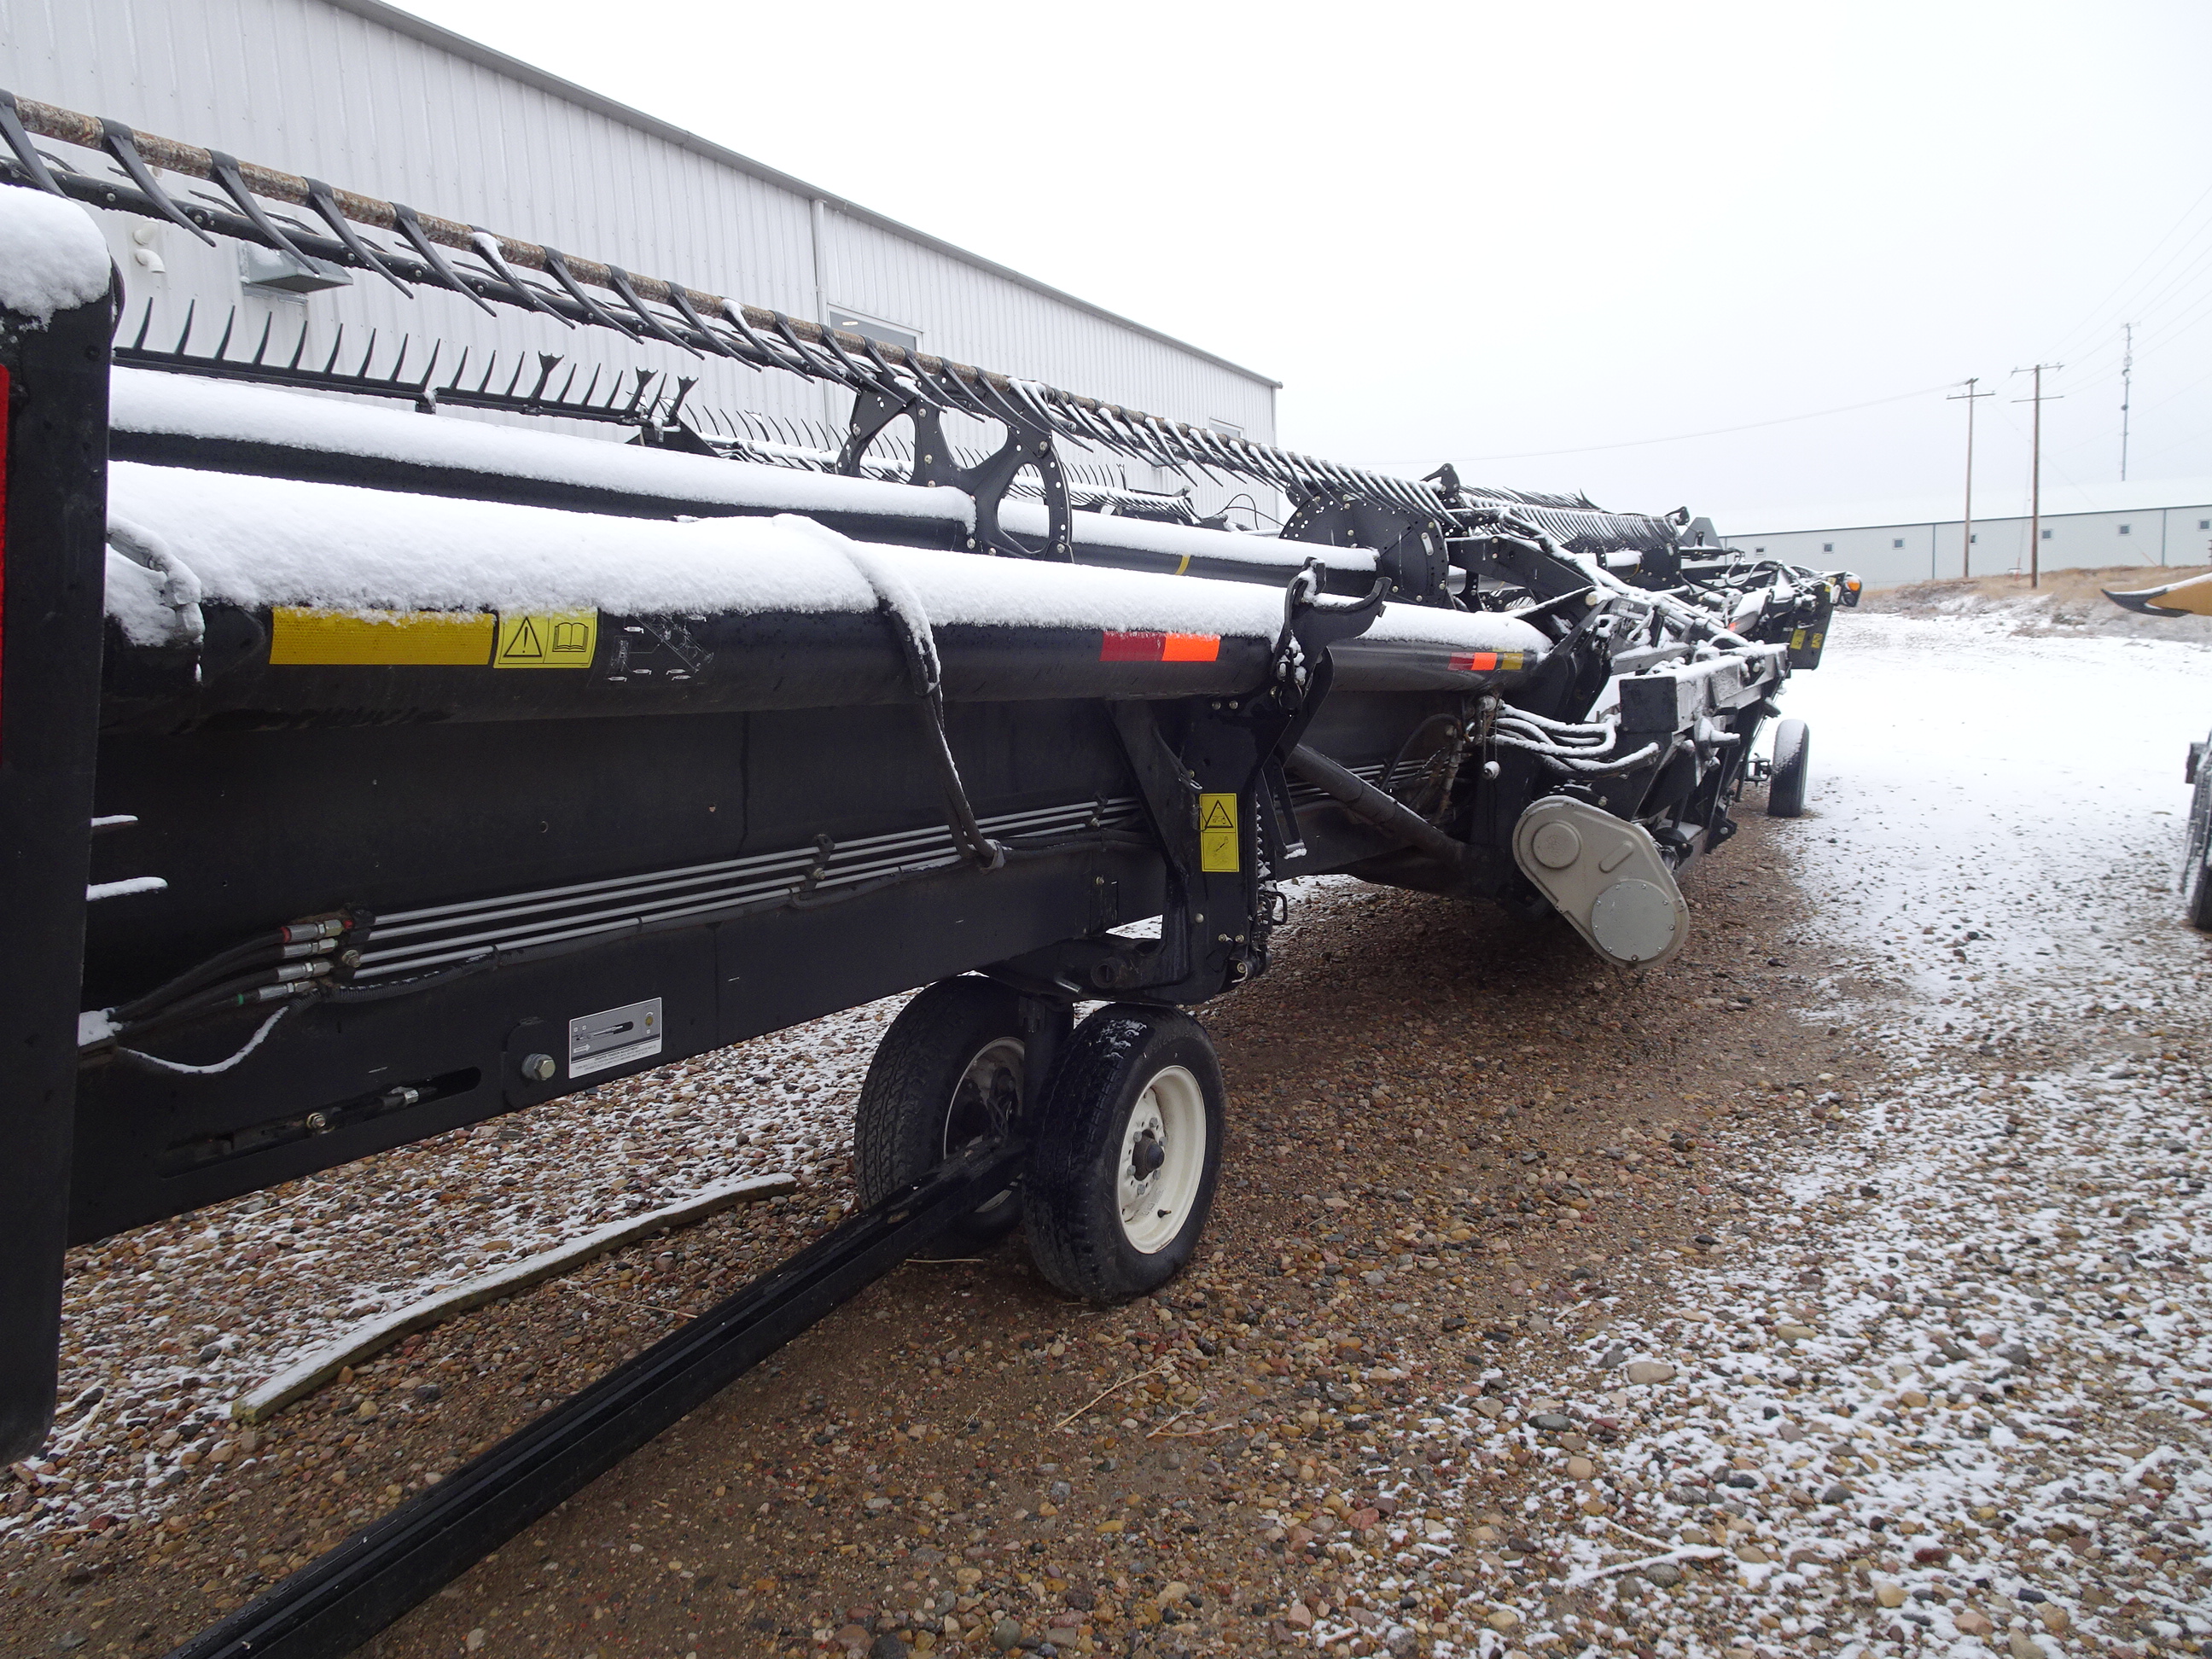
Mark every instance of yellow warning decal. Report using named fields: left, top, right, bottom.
left=1810, top=631, right=1825, bottom=649
left=1790, top=627, right=1807, bottom=649
left=269, top=607, right=495, bottom=666
left=1199, top=792, right=1239, bottom=873
left=1499, top=651, right=1527, bottom=672
left=494, top=610, right=598, bottom=669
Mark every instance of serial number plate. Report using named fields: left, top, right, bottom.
left=568, top=997, right=662, bottom=1080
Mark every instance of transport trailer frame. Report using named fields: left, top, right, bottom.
left=0, top=101, right=1855, bottom=1659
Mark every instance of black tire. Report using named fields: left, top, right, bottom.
left=853, top=977, right=1027, bottom=1250
left=1024, top=1005, right=1225, bottom=1304
left=2186, top=736, right=2212, bottom=931
left=1767, top=719, right=1811, bottom=818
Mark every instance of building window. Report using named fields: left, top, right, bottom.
left=1208, top=418, right=1245, bottom=439
left=2041, top=528, right=2052, bottom=539
left=2119, top=523, right=2131, bottom=535
left=1893, top=538, right=1905, bottom=549
left=2200, top=519, right=2210, bottom=530
left=1753, top=546, right=1765, bottom=554
left=1822, top=542, right=1834, bottom=553
left=828, top=309, right=920, bottom=357
left=1970, top=533, right=1977, bottom=544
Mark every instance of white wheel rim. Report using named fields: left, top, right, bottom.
left=1115, top=1064, right=1207, bottom=1254
left=947, top=1036, right=1023, bottom=1214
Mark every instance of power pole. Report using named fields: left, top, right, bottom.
left=1947, top=378, right=1993, bottom=578
left=2012, top=364, right=2064, bottom=589
left=2120, top=322, right=2133, bottom=481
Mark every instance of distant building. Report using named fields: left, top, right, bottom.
left=1723, top=498, right=2212, bottom=586
left=2, top=0, right=1279, bottom=517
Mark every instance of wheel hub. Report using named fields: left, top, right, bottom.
left=1131, top=1130, right=1166, bottom=1179
left=1115, top=1067, right=1207, bottom=1254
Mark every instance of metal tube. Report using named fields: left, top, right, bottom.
left=1284, top=744, right=1470, bottom=869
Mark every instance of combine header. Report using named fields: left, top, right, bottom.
left=0, top=91, right=1856, bottom=1659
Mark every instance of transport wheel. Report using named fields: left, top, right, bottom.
left=853, top=977, right=1027, bottom=1249
left=1767, top=719, right=1811, bottom=818
left=2186, top=739, right=2212, bottom=931
left=1024, top=1005, right=1225, bottom=1303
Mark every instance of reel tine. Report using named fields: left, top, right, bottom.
left=768, top=312, right=845, bottom=383
left=605, top=266, right=700, bottom=356
left=859, top=336, right=937, bottom=410
left=0, top=90, right=64, bottom=194
left=305, top=179, right=410, bottom=292
left=660, top=285, right=743, bottom=361
left=540, top=247, right=640, bottom=339
left=815, top=320, right=894, bottom=399
left=708, top=298, right=786, bottom=372
left=97, top=119, right=214, bottom=245
left=389, top=204, right=496, bottom=314
left=203, top=149, right=312, bottom=264
left=469, top=230, right=571, bottom=326
left=926, top=359, right=1003, bottom=426
left=970, top=374, right=1045, bottom=435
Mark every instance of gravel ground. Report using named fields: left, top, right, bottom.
left=4, top=612, right=2209, bottom=1659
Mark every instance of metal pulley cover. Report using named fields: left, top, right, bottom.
left=1511, top=795, right=1689, bottom=968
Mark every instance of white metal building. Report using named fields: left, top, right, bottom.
left=1724, top=498, right=2212, bottom=586
left=1, top=0, right=1279, bottom=513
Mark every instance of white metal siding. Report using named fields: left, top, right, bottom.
left=1723, top=504, right=2212, bottom=586
left=2, top=0, right=1276, bottom=500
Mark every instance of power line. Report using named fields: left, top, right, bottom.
left=2050, top=180, right=2212, bottom=359
left=1439, top=381, right=1955, bottom=463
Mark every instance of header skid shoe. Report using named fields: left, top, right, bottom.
left=1511, top=796, right=1688, bottom=968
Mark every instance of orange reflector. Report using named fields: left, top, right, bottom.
left=1161, top=632, right=1220, bottom=661
left=1448, top=651, right=1499, bottom=672
left=1101, top=631, right=1220, bottom=662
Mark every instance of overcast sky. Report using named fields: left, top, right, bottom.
left=400, top=0, right=2209, bottom=528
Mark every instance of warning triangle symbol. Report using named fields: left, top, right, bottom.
left=1202, top=798, right=1235, bottom=830
left=504, top=617, right=544, bottom=660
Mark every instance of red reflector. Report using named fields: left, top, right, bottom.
left=1101, top=631, right=1165, bottom=661
left=1101, top=631, right=1220, bottom=662
left=1448, top=651, right=1499, bottom=672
